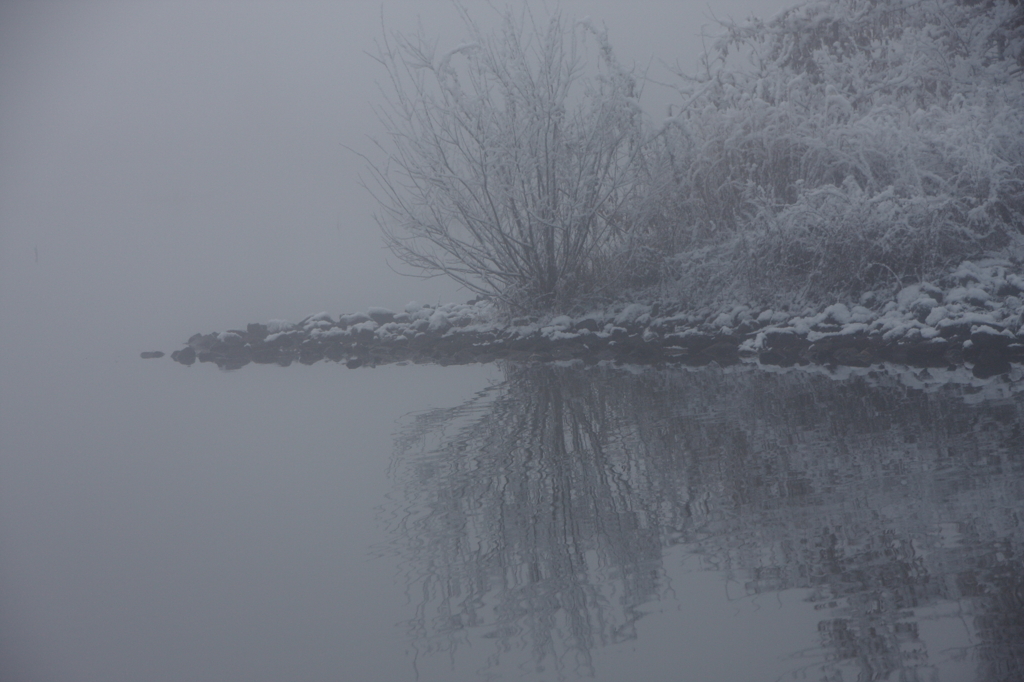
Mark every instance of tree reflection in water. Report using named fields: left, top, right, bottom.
left=387, top=362, right=1024, bottom=681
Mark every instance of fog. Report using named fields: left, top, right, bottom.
left=1, top=3, right=802, bottom=681
left=0, top=0, right=792, bottom=353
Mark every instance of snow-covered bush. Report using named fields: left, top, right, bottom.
left=367, top=7, right=649, bottom=312
left=650, top=0, right=1024, bottom=307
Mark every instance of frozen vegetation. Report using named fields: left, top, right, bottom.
left=367, top=0, right=1024, bottom=313
left=167, top=0, right=1024, bottom=378
left=640, top=0, right=1024, bottom=315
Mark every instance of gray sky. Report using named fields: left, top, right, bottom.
left=0, top=0, right=791, bottom=354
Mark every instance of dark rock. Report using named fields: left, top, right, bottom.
left=247, top=323, right=269, bottom=340
left=367, top=308, right=395, bottom=324
left=621, top=340, right=662, bottom=362
left=735, top=319, right=761, bottom=334
left=171, top=347, right=196, bottom=366
left=509, top=334, right=549, bottom=352
left=187, top=333, right=218, bottom=353
left=969, top=326, right=1015, bottom=352
left=221, top=331, right=247, bottom=345
left=963, top=327, right=1015, bottom=367
left=758, top=329, right=810, bottom=366
left=938, top=322, right=973, bottom=340
left=909, top=297, right=939, bottom=322
left=808, top=332, right=867, bottom=356
left=903, top=339, right=952, bottom=367
left=573, top=318, right=601, bottom=333
left=763, top=329, right=809, bottom=351
left=832, top=347, right=873, bottom=367
left=943, top=345, right=964, bottom=366
left=997, top=281, right=1023, bottom=297
left=608, top=327, right=629, bottom=341
left=140, top=351, right=164, bottom=359
left=972, top=357, right=1012, bottom=379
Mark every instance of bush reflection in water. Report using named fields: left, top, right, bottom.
left=387, top=362, right=1024, bottom=680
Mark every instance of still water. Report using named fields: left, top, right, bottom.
left=2, top=358, right=1022, bottom=682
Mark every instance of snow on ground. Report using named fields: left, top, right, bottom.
left=178, top=256, right=1022, bottom=383
left=279, top=258, right=1023, bottom=352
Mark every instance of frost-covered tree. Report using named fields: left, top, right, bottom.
left=366, top=8, right=647, bottom=312
left=652, top=0, right=1024, bottom=305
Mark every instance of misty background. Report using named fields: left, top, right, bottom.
left=1, top=3, right=790, bottom=679
left=0, top=0, right=790, bottom=357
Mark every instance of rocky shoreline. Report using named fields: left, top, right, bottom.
left=163, top=259, right=1024, bottom=379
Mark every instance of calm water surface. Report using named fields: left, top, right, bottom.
left=2, top=357, right=1022, bottom=682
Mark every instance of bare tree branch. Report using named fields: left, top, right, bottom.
left=365, top=7, right=648, bottom=311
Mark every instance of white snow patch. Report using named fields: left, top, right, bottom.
left=972, top=324, right=1014, bottom=338
left=807, top=322, right=869, bottom=342
left=614, top=304, right=649, bottom=326
left=351, top=320, right=378, bottom=334
left=712, top=312, right=734, bottom=328
left=305, top=311, right=334, bottom=324
left=896, top=285, right=922, bottom=309
left=739, top=336, right=760, bottom=353
left=266, top=320, right=291, bottom=333
left=939, top=312, right=999, bottom=328
left=428, top=310, right=451, bottom=333
left=823, top=303, right=851, bottom=324
left=925, top=306, right=949, bottom=326
left=946, top=286, right=990, bottom=305
left=850, top=306, right=875, bottom=323
left=789, top=317, right=812, bottom=335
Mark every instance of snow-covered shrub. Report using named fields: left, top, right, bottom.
left=650, top=0, right=1024, bottom=306
left=368, top=7, right=649, bottom=313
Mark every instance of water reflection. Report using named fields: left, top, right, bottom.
left=387, top=362, right=1024, bottom=681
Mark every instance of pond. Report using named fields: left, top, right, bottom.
left=2, top=357, right=1023, bottom=682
